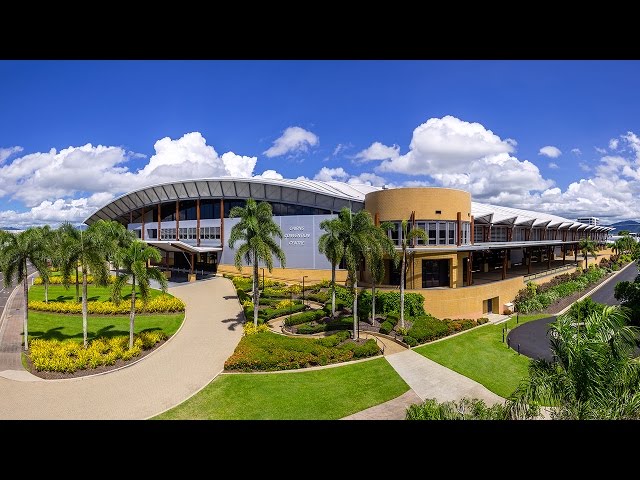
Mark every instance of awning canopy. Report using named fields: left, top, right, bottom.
left=144, top=240, right=221, bottom=254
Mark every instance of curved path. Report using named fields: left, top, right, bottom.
left=0, top=277, right=243, bottom=419
left=508, top=261, right=639, bottom=361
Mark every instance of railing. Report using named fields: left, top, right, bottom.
left=523, top=262, right=578, bottom=281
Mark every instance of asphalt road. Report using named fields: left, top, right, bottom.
left=508, top=261, right=639, bottom=361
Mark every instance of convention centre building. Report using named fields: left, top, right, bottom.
left=85, top=178, right=613, bottom=318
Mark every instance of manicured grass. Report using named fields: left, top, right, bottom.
left=27, top=311, right=184, bottom=342
left=28, top=284, right=164, bottom=303
left=414, top=314, right=549, bottom=398
left=156, top=358, right=409, bottom=420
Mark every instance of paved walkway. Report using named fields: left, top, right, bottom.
left=342, top=390, right=422, bottom=420
left=0, top=276, right=243, bottom=419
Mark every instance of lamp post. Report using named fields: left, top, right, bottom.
left=302, top=275, right=308, bottom=306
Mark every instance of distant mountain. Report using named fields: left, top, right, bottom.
left=605, top=220, right=640, bottom=234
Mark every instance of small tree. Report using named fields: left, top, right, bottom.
left=112, top=241, right=168, bottom=349
left=369, top=221, right=398, bottom=324
left=0, top=228, right=49, bottom=350
left=398, top=219, right=427, bottom=329
left=228, top=199, right=286, bottom=326
left=578, top=236, right=598, bottom=268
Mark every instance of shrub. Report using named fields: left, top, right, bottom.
left=28, top=294, right=185, bottom=314
left=323, top=299, right=346, bottom=314
left=358, top=291, right=425, bottom=319
left=306, top=291, right=329, bottom=303
left=262, top=287, right=290, bottom=298
left=260, top=303, right=306, bottom=321
left=349, top=339, right=380, bottom=358
left=287, top=284, right=302, bottom=295
left=403, top=335, right=418, bottom=347
left=295, top=317, right=352, bottom=334
left=477, top=317, right=489, bottom=325
left=276, top=299, right=295, bottom=310
left=243, top=323, right=270, bottom=336
left=379, top=321, right=394, bottom=335
left=407, top=315, right=450, bottom=343
left=33, top=275, right=116, bottom=286
left=284, top=309, right=325, bottom=326
left=386, top=312, right=399, bottom=326
left=29, top=331, right=166, bottom=373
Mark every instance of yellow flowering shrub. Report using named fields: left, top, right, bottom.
left=29, top=331, right=167, bottom=372
left=287, top=284, right=302, bottom=295
left=34, top=275, right=116, bottom=285
left=243, top=322, right=270, bottom=336
left=276, top=299, right=295, bottom=309
left=28, top=294, right=185, bottom=314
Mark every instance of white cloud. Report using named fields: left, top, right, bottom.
left=347, top=172, right=387, bottom=186
left=313, top=167, right=349, bottom=182
left=571, top=148, right=582, bottom=156
left=263, top=126, right=319, bottom=158
left=312, top=167, right=387, bottom=187
left=354, top=142, right=400, bottom=162
left=595, top=146, right=607, bottom=154
left=333, top=143, right=351, bottom=156
left=548, top=162, right=559, bottom=169
left=579, top=162, right=591, bottom=172
left=376, top=115, right=515, bottom=175
left=539, top=146, right=562, bottom=158
left=0, top=146, right=23, bottom=164
left=254, top=169, right=284, bottom=180
left=609, top=138, right=619, bottom=150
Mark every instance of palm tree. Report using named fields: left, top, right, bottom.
left=36, top=225, right=56, bottom=304
left=398, top=219, right=427, bottom=329
left=335, top=207, right=382, bottom=338
left=90, top=219, right=135, bottom=277
left=508, top=305, right=640, bottom=419
left=112, top=241, right=167, bottom=349
left=369, top=221, right=398, bottom=324
left=318, top=218, right=345, bottom=318
left=0, top=228, right=49, bottom=350
left=58, top=222, right=110, bottom=347
left=578, top=236, right=599, bottom=268
left=228, top=198, right=286, bottom=326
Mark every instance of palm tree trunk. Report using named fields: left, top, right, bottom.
left=353, top=276, right=358, bottom=339
left=371, top=282, right=376, bottom=325
left=253, top=256, right=259, bottom=327
left=23, top=264, right=29, bottom=351
left=331, top=263, right=336, bottom=318
left=400, top=249, right=406, bottom=329
left=82, top=267, right=88, bottom=348
left=129, top=276, right=136, bottom=350
left=75, top=265, right=80, bottom=303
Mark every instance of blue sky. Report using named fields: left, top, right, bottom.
left=1, top=60, right=639, bottom=227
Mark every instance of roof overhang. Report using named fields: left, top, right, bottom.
left=144, top=240, right=222, bottom=254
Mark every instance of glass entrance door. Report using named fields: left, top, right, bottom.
left=422, top=259, right=450, bottom=288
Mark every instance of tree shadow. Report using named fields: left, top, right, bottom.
left=30, top=324, right=163, bottom=342
left=222, top=311, right=245, bottom=331
left=223, top=295, right=238, bottom=300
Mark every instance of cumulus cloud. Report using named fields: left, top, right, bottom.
left=254, top=169, right=284, bottom=180
left=354, top=142, right=400, bottom=162
left=548, top=162, right=559, bottom=169
left=571, top=148, right=582, bottom=156
left=312, top=167, right=387, bottom=187
left=263, top=126, right=319, bottom=158
left=0, top=146, right=23, bottom=164
left=313, top=167, right=349, bottom=182
left=595, top=146, right=607, bottom=154
left=539, top=146, right=562, bottom=158
left=609, top=138, right=619, bottom=150
left=579, top=162, right=591, bottom=172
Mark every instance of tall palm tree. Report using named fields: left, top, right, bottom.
left=228, top=198, right=286, bottom=326
left=90, top=219, right=135, bottom=277
left=335, top=207, right=382, bottom=338
left=0, top=228, right=49, bottom=350
left=578, top=236, right=599, bottom=268
left=369, top=221, right=398, bottom=324
left=58, top=222, right=110, bottom=347
left=36, top=225, right=56, bottom=304
left=508, top=305, right=640, bottom=419
left=398, top=219, right=427, bottom=329
left=318, top=217, right=345, bottom=318
left=112, top=241, right=167, bottom=349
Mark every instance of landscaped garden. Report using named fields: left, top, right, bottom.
left=156, top=357, right=409, bottom=420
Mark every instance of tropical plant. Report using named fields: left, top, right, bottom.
left=111, top=240, right=168, bottom=349
left=508, top=305, right=640, bottom=419
left=369, top=221, right=398, bottom=324
left=228, top=198, right=286, bottom=326
left=398, top=219, right=427, bottom=329
left=615, top=275, right=640, bottom=324
left=0, top=228, right=49, bottom=350
left=577, top=236, right=598, bottom=268
left=58, top=222, right=111, bottom=347
left=90, top=219, right=135, bottom=276
left=318, top=217, right=344, bottom=318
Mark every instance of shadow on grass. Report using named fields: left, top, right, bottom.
left=29, top=325, right=163, bottom=342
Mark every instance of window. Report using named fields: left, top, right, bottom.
left=415, top=222, right=426, bottom=245
left=438, top=222, right=447, bottom=245
left=461, top=222, right=470, bottom=245
left=490, top=226, right=507, bottom=242
left=474, top=225, right=483, bottom=243
left=389, top=221, right=400, bottom=246
left=428, top=222, right=437, bottom=245
left=448, top=222, right=456, bottom=245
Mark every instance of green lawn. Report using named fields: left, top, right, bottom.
left=156, top=358, right=409, bottom=420
left=28, top=284, right=165, bottom=303
left=414, top=314, right=550, bottom=398
left=27, top=311, right=184, bottom=342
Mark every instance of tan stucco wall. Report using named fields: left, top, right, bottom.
left=364, top=187, right=471, bottom=222
left=217, top=264, right=348, bottom=285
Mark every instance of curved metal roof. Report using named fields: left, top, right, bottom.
left=84, top=177, right=614, bottom=233
left=84, top=177, right=379, bottom=225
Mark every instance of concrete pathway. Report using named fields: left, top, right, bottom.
left=342, top=390, right=422, bottom=420
left=0, top=276, right=243, bottom=419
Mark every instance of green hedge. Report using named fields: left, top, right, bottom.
left=403, top=335, right=418, bottom=347
left=223, top=331, right=379, bottom=371
left=406, top=315, right=479, bottom=344
left=357, top=290, right=425, bottom=320
left=295, top=317, right=353, bottom=334
left=284, top=309, right=326, bottom=326
left=306, top=291, right=329, bottom=303
left=379, top=321, right=394, bottom=335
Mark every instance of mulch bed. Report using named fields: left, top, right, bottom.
left=541, top=270, right=620, bottom=315
left=24, top=339, right=167, bottom=380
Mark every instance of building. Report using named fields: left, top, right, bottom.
left=85, top=178, right=614, bottom=318
left=576, top=216, right=600, bottom=226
